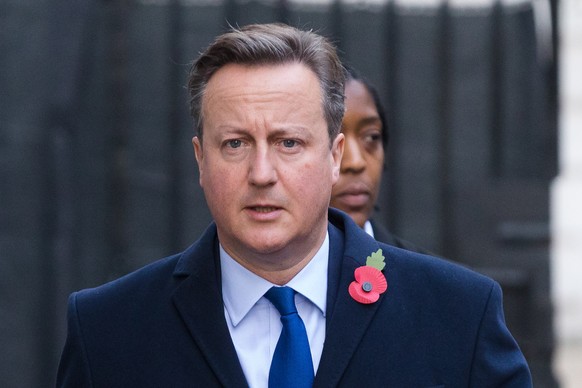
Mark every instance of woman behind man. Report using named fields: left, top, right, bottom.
left=330, top=66, right=422, bottom=251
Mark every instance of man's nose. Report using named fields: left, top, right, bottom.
left=248, top=147, right=278, bottom=186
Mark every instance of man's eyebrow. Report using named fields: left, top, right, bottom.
left=214, top=126, right=249, bottom=134
left=267, top=127, right=314, bottom=139
left=269, top=126, right=309, bottom=133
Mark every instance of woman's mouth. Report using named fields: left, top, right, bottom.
left=334, top=191, right=370, bottom=208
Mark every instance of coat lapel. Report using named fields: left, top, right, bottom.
left=171, top=223, right=248, bottom=388
left=315, top=209, right=389, bottom=387
left=169, top=210, right=389, bottom=387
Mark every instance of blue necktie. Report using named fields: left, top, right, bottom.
left=265, top=286, right=314, bottom=388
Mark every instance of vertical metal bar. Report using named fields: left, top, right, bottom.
left=384, top=0, right=399, bottom=232
left=40, top=115, right=60, bottom=388
left=168, top=0, right=183, bottom=252
left=224, top=0, right=238, bottom=28
left=107, top=0, right=130, bottom=279
left=277, top=0, right=289, bottom=24
left=548, top=0, right=559, bottom=177
left=331, top=0, right=344, bottom=53
left=41, top=0, right=95, bottom=385
left=437, top=0, right=454, bottom=257
left=490, top=0, right=504, bottom=177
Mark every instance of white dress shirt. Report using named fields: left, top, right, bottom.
left=364, top=220, right=374, bottom=238
left=220, top=233, right=329, bottom=388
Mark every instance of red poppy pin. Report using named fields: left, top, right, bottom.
left=348, top=248, right=387, bottom=304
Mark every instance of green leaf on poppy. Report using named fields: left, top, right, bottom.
left=366, top=249, right=385, bottom=271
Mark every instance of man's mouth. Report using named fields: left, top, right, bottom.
left=251, top=206, right=279, bottom=213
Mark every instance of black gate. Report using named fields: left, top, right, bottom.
left=0, top=0, right=558, bottom=386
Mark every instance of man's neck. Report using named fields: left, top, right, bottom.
left=218, top=226, right=328, bottom=285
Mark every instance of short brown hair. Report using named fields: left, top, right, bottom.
left=188, top=23, right=345, bottom=144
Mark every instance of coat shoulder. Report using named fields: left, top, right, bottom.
left=74, top=253, right=183, bottom=311
left=381, top=243, right=497, bottom=306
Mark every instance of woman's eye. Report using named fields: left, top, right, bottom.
left=363, top=131, right=382, bottom=144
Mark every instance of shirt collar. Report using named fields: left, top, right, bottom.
left=221, top=232, right=329, bottom=327
left=364, top=220, right=374, bottom=237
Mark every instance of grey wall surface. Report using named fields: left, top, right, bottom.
left=0, top=0, right=558, bottom=386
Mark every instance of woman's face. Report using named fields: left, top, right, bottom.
left=330, top=79, right=385, bottom=227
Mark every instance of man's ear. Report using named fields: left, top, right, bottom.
left=331, top=133, right=344, bottom=185
left=192, top=136, right=204, bottom=186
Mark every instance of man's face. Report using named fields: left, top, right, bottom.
left=330, top=79, right=385, bottom=228
left=193, top=63, right=343, bottom=270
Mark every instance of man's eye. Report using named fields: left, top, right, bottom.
left=227, top=139, right=242, bottom=148
left=282, top=139, right=297, bottom=148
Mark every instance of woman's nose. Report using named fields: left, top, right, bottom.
left=341, top=136, right=366, bottom=173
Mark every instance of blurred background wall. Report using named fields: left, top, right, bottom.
left=551, top=0, right=582, bottom=386
left=1, top=0, right=575, bottom=386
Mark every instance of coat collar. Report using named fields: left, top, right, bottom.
left=171, top=209, right=389, bottom=388
left=315, top=208, right=388, bottom=387
left=172, top=223, right=249, bottom=387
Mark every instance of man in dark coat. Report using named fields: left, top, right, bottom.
left=57, top=23, right=531, bottom=387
